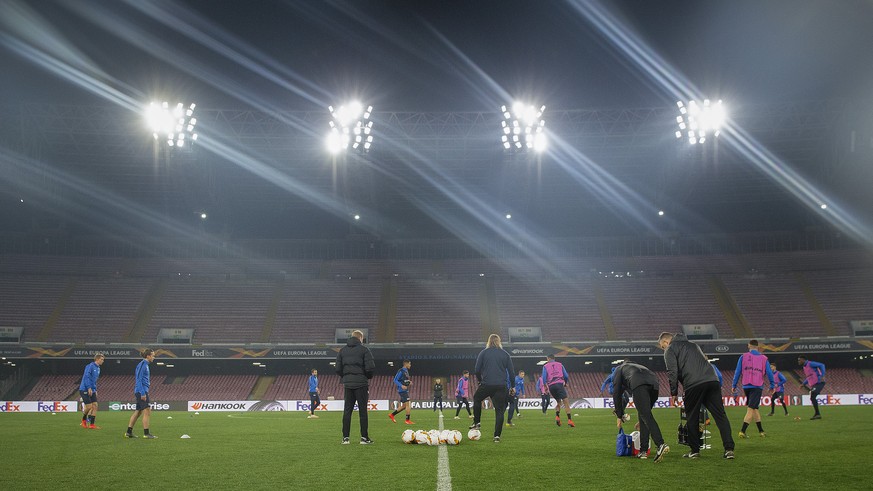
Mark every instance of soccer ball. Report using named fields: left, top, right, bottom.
left=438, top=429, right=451, bottom=444
left=467, top=428, right=481, bottom=441
left=401, top=429, right=416, bottom=444
left=414, top=430, right=430, bottom=445
left=427, top=430, right=441, bottom=446
left=622, top=413, right=632, bottom=422
left=444, top=430, right=461, bottom=445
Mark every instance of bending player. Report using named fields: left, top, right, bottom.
left=798, top=355, right=826, bottom=420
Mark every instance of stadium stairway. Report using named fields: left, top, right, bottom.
left=259, top=282, right=284, bottom=343
left=592, top=282, right=617, bottom=341
left=707, top=276, right=753, bottom=338
left=377, top=277, right=398, bottom=343
left=249, top=376, right=275, bottom=400
left=794, top=272, right=838, bottom=336
left=35, top=279, right=77, bottom=342
left=124, top=277, right=167, bottom=343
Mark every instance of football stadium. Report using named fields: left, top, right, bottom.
left=1, top=1, right=872, bottom=489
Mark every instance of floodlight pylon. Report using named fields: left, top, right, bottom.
left=675, top=99, right=724, bottom=145
left=328, top=102, right=373, bottom=153
left=501, top=102, right=546, bottom=152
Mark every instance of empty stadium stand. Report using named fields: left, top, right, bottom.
left=0, top=251, right=871, bottom=344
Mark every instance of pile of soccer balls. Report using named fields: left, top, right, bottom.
left=402, top=429, right=477, bottom=445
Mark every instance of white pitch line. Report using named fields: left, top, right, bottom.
left=437, top=414, right=452, bottom=491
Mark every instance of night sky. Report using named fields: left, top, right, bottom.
left=1, top=0, right=872, bottom=243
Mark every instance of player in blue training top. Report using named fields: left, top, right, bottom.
left=768, top=362, right=788, bottom=416
left=601, top=365, right=630, bottom=408
left=126, top=349, right=156, bottom=439
left=507, top=370, right=525, bottom=426
left=307, top=369, right=321, bottom=419
left=454, top=370, right=473, bottom=419
left=798, top=355, right=826, bottom=420
left=536, top=375, right=550, bottom=414
left=79, top=353, right=104, bottom=429
left=389, top=360, right=415, bottom=425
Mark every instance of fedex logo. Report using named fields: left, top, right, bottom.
left=37, top=401, right=69, bottom=412
left=1, top=401, right=21, bottom=412
left=858, top=396, right=873, bottom=405
left=814, top=395, right=841, bottom=406
left=295, top=401, right=328, bottom=411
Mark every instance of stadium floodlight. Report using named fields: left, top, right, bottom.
left=147, top=101, right=198, bottom=147
left=675, top=99, right=724, bottom=145
left=500, top=102, right=546, bottom=152
left=327, top=102, right=373, bottom=153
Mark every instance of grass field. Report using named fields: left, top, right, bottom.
left=1, top=406, right=868, bottom=490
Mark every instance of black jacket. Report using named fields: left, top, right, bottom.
left=613, top=362, right=658, bottom=415
left=335, top=336, right=375, bottom=389
left=663, top=333, right=718, bottom=396
left=433, top=383, right=443, bottom=398
left=474, top=347, right=515, bottom=387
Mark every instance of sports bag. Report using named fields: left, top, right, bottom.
left=616, top=428, right=634, bottom=457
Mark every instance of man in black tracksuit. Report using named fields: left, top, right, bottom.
left=659, top=332, right=735, bottom=459
left=613, top=361, right=669, bottom=462
left=336, top=330, right=376, bottom=445
left=470, top=334, right=515, bottom=442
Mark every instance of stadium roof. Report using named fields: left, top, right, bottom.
left=1, top=0, right=871, bottom=244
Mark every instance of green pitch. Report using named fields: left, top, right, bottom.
left=1, top=407, right=868, bottom=490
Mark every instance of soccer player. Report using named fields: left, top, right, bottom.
left=711, top=361, right=724, bottom=387
left=433, top=378, right=444, bottom=413
left=768, top=363, right=788, bottom=416
left=798, top=355, right=826, bottom=420
left=336, top=330, right=376, bottom=444
left=79, top=353, right=104, bottom=429
left=601, top=365, right=630, bottom=407
left=389, top=360, right=414, bottom=424
left=125, top=349, right=156, bottom=439
left=454, top=370, right=473, bottom=419
left=659, top=332, right=734, bottom=459
left=732, top=340, right=774, bottom=438
left=536, top=375, right=550, bottom=414
left=470, top=334, right=515, bottom=442
left=307, top=369, right=321, bottom=419
left=542, top=354, right=574, bottom=428
left=600, top=366, right=617, bottom=395
left=507, top=370, right=525, bottom=426
left=612, top=361, right=669, bottom=463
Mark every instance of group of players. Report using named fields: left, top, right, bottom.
left=74, top=330, right=827, bottom=454
left=76, top=348, right=157, bottom=438
left=329, top=331, right=828, bottom=460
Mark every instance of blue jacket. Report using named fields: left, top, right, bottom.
left=712, top=364, right=723, bottom=386
left=79, top=361, right=100, bottom=392
left=394, top=367, right=410, bottom=392
left=513, top=375, right=525, bottom=396
left=308, top=375, right=318, bottom=393
left=600, top=367, right=617, bottom=394
left=134, top=359, right=150, bottom=394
